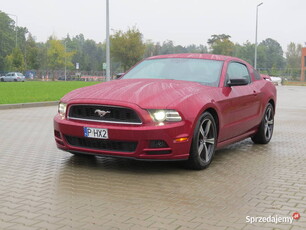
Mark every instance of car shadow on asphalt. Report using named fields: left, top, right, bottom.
left=62, top=153, right=187, bottom=174
left=59, top=138, right=260, bottom=175
left=59, top=141, right=253, bottom=175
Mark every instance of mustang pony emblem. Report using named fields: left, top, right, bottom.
left=95, top=109, right=111, bottom=117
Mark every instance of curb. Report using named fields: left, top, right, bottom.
left=0, top=101, right=59, bottom=110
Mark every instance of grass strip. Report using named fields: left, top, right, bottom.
left=0, top=81, right=101, bottom=104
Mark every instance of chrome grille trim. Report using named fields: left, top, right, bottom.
left=68, top=104, right=143, bottom=125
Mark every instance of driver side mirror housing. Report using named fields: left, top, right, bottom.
left=227, top=78, right=249, bottom=87
left=115, top=73, right=124, bottom=79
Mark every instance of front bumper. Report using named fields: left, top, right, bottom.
left=54, top=114, right=191, bottom=160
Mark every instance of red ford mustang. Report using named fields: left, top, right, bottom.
left=54, top=53, right=276, bottom=170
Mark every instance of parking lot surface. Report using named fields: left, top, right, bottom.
left=0, top=86, right=306, bottom=230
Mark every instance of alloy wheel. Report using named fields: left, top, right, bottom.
left=264, top=106, right=274, bottom=140
left=198, top=118, right=216, bottom=163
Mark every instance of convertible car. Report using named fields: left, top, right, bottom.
left=54, top=54, right=276, bottom=170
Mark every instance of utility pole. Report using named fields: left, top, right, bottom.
left=254, top=2, right=263, bottom=69
left=106, top=0, right=111, bottom=81
left=64, top=40, right=67, bottom=81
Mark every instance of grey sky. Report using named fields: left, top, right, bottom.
left=1, top=0, right=305, bottom=50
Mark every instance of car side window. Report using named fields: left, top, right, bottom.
left=253, top=69, right=261, bottom=80
left=226, top=62, right=251, bottom=84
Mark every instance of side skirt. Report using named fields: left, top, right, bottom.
left=216, top=129, right=258, bottom=149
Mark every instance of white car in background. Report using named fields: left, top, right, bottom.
left=261, top=74, right=282, bottom=86
left=270, top=76, right=282, bottom=86
left=0, top=72, right=25, bottom=82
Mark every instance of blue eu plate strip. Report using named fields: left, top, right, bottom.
left=84, top=127, right=88, bottom=137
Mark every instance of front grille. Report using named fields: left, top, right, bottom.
left=65, top=135, right=138, bottom=152
left=68, top=105, right=142, bottom=124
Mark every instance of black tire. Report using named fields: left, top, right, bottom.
left=186, top=112, right=217, bottom=170
left=14, top=79, right=17, bottom=82
left=251, top=103, right=274, bottom=144
left=1, top=78, right=4, bottom=82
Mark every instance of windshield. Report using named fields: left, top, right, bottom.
left=123, top=58, right=223, bottom=87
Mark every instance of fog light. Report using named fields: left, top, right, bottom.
left=54, top=130, right=61, bottom=139
left=149, top=140, right=168, bottom=148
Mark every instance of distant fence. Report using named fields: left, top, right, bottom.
left=31, top=70, right=106, bottom=80
left=257, top=68, right=304, bottom=81
left=81, top=76, right=106, bottom=81
left=11, top=68, right=306, bottom=82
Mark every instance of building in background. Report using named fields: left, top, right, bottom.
left=301, top=47, right=306, bottom=81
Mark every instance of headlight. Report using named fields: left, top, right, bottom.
left=58, top=102, right=67, bottom=117
left=148, top=109, right=182, bottom=122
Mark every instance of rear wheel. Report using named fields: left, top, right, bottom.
left=14, top=79, right=17, bottom=82
left=1, top=78, right=4, bottom=82
left=251, top=103, right=274, bottom=144
left=186, top=112, right=217, bottom=170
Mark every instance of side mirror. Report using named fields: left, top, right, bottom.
left=115, top=73, right=124, bottom=79
left=227, top=78, right=249, bottom=87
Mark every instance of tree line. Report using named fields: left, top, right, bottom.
left=0, top=11, right=303, bottom=79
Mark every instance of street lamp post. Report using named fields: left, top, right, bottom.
left=254, top=2, right=263, bottom=69
left=64, top=41, right=67, bottom=82
left=106, top=0, right=111, bottom=81
left=8, top=13, right=18, bottom=48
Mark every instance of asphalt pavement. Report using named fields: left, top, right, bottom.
left=0, top=86, right=305, bottom=230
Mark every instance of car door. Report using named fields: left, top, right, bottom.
left=4, top=73, right=11, bottom=81
left=12, top=73, right=17, bottom=81
left=9, top=73, right=14, bottom=82
left=219, top=62, right=261, bottom=141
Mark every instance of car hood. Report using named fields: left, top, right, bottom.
left=62, top=79, right=212, bottom=108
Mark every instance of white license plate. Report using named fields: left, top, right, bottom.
left=84, top=127, right=108, bottom=139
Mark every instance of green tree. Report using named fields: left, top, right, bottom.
left=285, top=42, right=302, bottom=79
left=36, top=42, right=48, bottom=71
left=185, top=44, right=208, bottom=53
left=144, top=40, right=160, bottom=57
left=0, top=11, right=29, bottom=71
left=110, top=27, right=145, bottom=71
left=234, top=41, right=255, bottom=65
left=82, top=39, right=102, bottom=71
left=17, top=26, right=28, bottom=52
left=47, top=39, right=65, bottom=71
left=207, top=34, right=231, bottom=44
left=25, top=33, right=39, bottom=69
left=174, top=45, right=187, bottom=53
left=160, top=40, right=175, bottom=54
left=258, top=38, right=285, bottom=69
left=4, top=47, right=25, bottom=71
left=47, top=38, right=74, bottom=79
left=286, top=42, right=302, bottom=69
left=0, top=11, right=15, bottom=70
left=207, top=34, right=234, bottom=56
left=67, top=34, right=104, bottom=72
left=69, top=34, right=85, bottom=70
